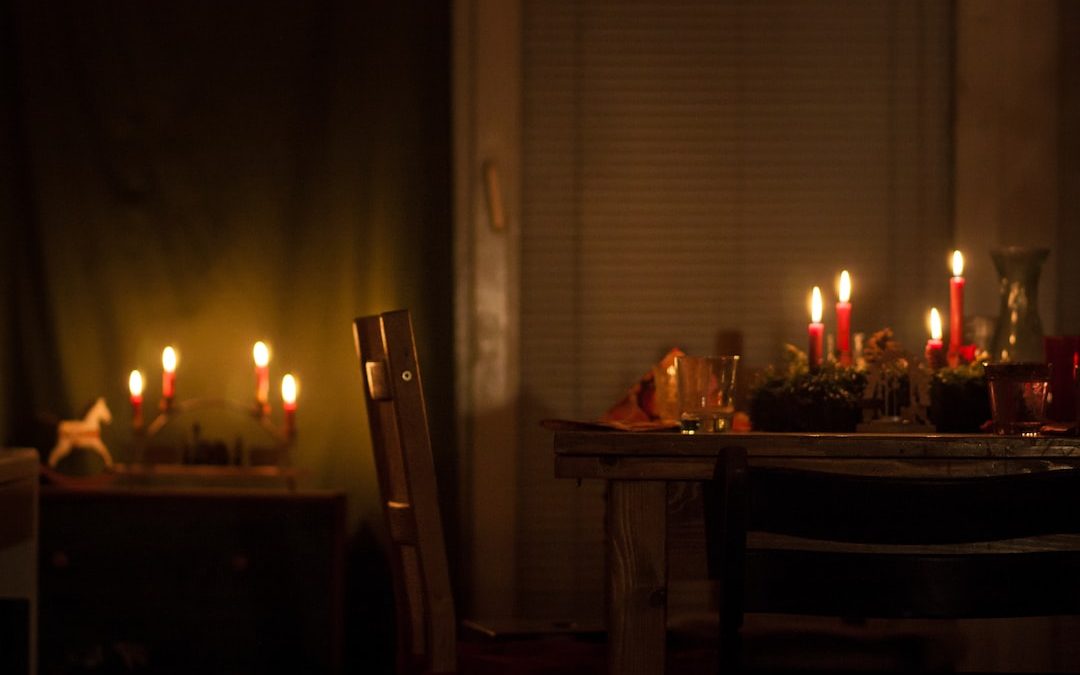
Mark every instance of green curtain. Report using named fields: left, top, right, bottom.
left=2, top=1, right=453, bottom=665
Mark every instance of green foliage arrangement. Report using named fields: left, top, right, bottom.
left=750, top=335, right=990, bottom=433
left=927, top=360, right=991, bottom=433
left=749, top=345, right=867, bottom=432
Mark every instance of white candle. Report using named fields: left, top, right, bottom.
left=282, top=373, right=298, bottom=439
left=253, top=341, right=271, bottom=411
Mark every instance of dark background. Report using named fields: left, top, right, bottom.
left=1, top=1, right=453, bottom=670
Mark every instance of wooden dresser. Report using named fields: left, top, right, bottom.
left=38, top=486, right=345, bottom=674
left=0, top=449, right=39, bottom=675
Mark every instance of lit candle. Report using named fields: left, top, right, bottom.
left=253, top=341, right=270, bottom=415
left=129, top=369, right=144, bottom=430
left=281, top=373, right=298, bottom=439
left=836, top=270, right=852, bottom=366
left=948, top=250, right=965, bottom=366
left=925, top=308, right=945, bottom=370
left=808, top=286, right=824, bottom=371
left=161, top=346, right=177, bottom=410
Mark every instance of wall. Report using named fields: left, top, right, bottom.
left=955, top=0, right=1080, bottom=337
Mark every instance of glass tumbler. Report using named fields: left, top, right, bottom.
left=984, top=362, right=1050, bottom=435
left=676, top=355, right=739, bottom=434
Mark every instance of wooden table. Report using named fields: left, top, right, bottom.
left=553, top=431, right=1080, bottom=675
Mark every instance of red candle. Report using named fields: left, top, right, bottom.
left=282, top=373, right=298, bottom=439
left=161, top=346, right=177, bottom=410
left=808, top=286, right=824, bottom=370
left=925, top=308, right=946, bottom=370
left=254, top=341, right=270, bottom=414
left=836, top=270, right=852, bottom=366
left=129, top=369, right=144, bottom=430
left=948, top=250, right=965, bottom=365
left=1044, top=336, right=1080, bottom=423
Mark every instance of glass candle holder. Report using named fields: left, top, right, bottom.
left=984, top=362, right=1050, bottom=435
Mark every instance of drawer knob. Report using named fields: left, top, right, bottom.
left=231, top=553, right=249, bottom=572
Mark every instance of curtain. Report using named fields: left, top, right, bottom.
left=1, top=0, right=452, bottom=667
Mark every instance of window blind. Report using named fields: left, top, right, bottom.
left=518, top=0, right=952, bottom=618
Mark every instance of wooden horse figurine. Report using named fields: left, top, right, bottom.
left=48, top=397, right=114, bottom=468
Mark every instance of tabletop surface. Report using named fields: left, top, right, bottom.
left=554, top=432, right=1080, bottom=480
left=554, top=431, right=1080, bottom=459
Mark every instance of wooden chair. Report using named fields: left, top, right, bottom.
left=706, top=446, right=1080, bottom=672
left=353, top=310, right=604, bottom=675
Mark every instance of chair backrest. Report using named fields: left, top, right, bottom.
left=354, top=310, right=456, bottom=675
left=706, top=447, right=1080, bottom=626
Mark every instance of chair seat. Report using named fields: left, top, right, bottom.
left=458, top=636, right=605, bottom=675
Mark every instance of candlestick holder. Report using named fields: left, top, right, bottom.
left=137, top=398, right=292, bottom=464
left=857, top=328, right=933, bottom=432
left=253, top=398, right=271, bottom=420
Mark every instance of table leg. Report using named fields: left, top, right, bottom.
left=607, top=480, right=667, bottom=675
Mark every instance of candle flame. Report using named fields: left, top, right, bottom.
left=281, top=373, right=298, bottom=405
left=838, top=270, right=851, bottom=303
left=951, top=250, right=964, bottom=277
left=129, top=370, right=144, bottom=397
left=929, top=307, right=942, bottom=340
left=162, top=346, right=178, bottom=373
left=810, top=286, right=823, bottom=323
left=253, top=341, right=270, bottom=367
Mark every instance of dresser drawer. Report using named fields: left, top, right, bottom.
left=39, top=488, right=345, bottom=674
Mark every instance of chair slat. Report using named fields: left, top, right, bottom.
left=705, top=443, right=1080, bottom=667
left=748, top=466, right=1080, bottom=544
left=744, top=548, right=1080, bottom=619
left=354, top=311, right=457, bottom=675
left=366, top=359, right=392, bottom=401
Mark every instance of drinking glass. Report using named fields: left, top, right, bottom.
left=676, top=355, right=739, bottom=434
left=984, top=362, right=1050, bottom=435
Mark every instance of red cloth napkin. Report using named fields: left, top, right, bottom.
left=598, top=348, right=684, bottom=428
left=540, top=348, right=684, bottom=431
